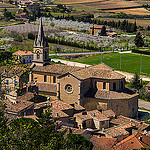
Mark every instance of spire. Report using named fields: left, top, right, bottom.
left=34, top=18, right=48, bottom=47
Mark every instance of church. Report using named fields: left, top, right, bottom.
left=30, top=19, right=138, bottom=118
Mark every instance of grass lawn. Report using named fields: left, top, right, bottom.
left=73, top=52, right=150, bottom=76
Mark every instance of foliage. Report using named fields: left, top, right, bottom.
left=50, top=22, right=55, bottom=27
left=28, top=33, right=35, bottom=40
left=0, top=105, right=93, bottom=149
left=134, top=32, right=144, bottom=47
left=130, top=73, right=143, bottom=91
left=0, top=105, right=10, bottom=149
left=66, top=133, right=93, bottom=150
left=100, top=25, right=107, bottom=36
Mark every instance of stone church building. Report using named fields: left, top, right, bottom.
left=30, top=19, right=138, bottom=118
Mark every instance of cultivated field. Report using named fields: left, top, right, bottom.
left=0, top=2, right=19, bottom=12
left=97, top=17, right=150, bottom=28
left=56, top=0, right=140, bottom=9
left=106, top=8, right=150, bottom=16
left=73, top=53, right=150, bottom=76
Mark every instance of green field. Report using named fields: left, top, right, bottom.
left=73, top=53, right=150, bottom=75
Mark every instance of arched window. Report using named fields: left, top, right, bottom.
left=103, top=82, right=106, bottom=89
left=121, top=81, right=123, bottom=89
left=113, top=82, right=116, bottom=91
left=37, top=51, right=40, bottom=59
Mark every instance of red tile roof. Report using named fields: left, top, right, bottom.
left=74, top=110, right=109, bottom=122
left=114, top=133, right=150, bottom=150
left=13, top=50, right=33, bottom=56
left=90, top=135, right=117, bottom=150
left=1, top=98, right=34, bottom=114
left=110, top=115, right=150, bottom=131
left=71, top=63, right=125, bottom=80
left=36, top=82, right=57, bottom=93
left=102, top=110, right=116, bottom=118
left=103, top=123, right=131, bottom=138
left=33, top=64, right=81, bottom=75
left=85, top=88, right=138, bottom=100
left=146, top=82, right=150, bottom=87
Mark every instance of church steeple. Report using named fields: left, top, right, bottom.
left=34, top=18, right=48, bottom=47
left=32, top=18, right=50, bottom=66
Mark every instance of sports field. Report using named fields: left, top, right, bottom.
left=73, top=53, right=150, bottom=75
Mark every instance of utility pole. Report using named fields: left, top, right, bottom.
left=140, top=54, right=142, bottom=73
left=120, top=53, right=121, bottom=70
left=82, top=44, right=84, bottom=63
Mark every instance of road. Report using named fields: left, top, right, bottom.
left=139, top=100, right=150, bottom=111
left=49, top=50, right=116, bottom=56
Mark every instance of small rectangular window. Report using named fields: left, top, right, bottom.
left=6, top=80, right=9, bottom=85
left=53, top=76, right=56, bottom=83
left=89, top=121, right=90, bottom=124
left=103, top=82, right=106, bottom=89
left=44, top=75, right=47, bottom=82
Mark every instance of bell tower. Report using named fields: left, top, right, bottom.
left=32, top=18, right=49, bottom=66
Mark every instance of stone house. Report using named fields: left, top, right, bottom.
left=1, top=96, right=34, bottom=117
left=13, top=50, right=33, bottom=63
left=113, top=133, right=150, bottom=150
left=1, top=66, right=29, bottom=94
left=74, top=110, right=110, bottom=130
left=90, top=24, right=117, bottom=37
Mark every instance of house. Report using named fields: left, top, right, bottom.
left=29, top=18, right=138, bottom=118
left=113, top=132, right=150, bottom=150
left=74, top=110, right=110, bottom=130
left=90, top=135, right=117, bottom=150
left=13, top=50, right=33, bottom=63
left=110, top=115, right=150, bottom=133
left=145, top=82, right=150, bottom=92
left=1, top=66, right=29, bottom=94
left=1, top=96, right=34, bottom=117
left=90, top=24, right=117, bottom=37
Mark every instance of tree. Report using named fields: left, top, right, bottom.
left=66, top=133, right=93, bottom=150
left=130, top=73, right=143, bottom=91
left=134, top=32, right=144, bottom=47
left=100, top=26, right=107, bottom=36
left=92, top=25, right=94, bottom=35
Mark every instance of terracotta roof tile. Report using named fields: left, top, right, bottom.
left=114, top=133, right=150, bottom=150
left=72, top=103, right=85, bottom=111
left=146, top=82, right=150, bottom=87
left=2, top=66, right=27, bottom=77
left=1, top=98, right=34, bottom=114
left=102, top=110, right=116, bottom=118
left=13, top=50, right=33, bottom=56
left=36, top=82, right=57, bottom=93
left=110, top=115, right=150, bottom=131
left=85, top=88, right=138, bottom=99
left=71, top=64, right=125, bottom=80
left=90, top=135, right=117, bottom=150
left=103, top=123, right=131, bottom=138
left=33, top=64, right=81, bottom=74
left=74, top=110, right=109, bottom=122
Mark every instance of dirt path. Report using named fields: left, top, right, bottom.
left=52, top=59, right=150, bottom=81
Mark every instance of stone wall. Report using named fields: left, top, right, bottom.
left=59, top=75, right=80, bottom=104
